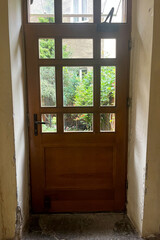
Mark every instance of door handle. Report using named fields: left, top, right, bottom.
left=34, top=114, right=49, bottom=136
left=35, top=121, right=48, bottom=125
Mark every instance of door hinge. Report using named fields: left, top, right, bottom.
left=128, top=39, right=132, bottom=51
left=44, top=196, right=51, bottom=210
left=127, top=97, right=132, bottom=108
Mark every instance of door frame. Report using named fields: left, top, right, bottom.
left=23, top=0, right=131, bottom=213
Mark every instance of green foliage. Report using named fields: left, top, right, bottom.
left=101, top=66, right=115, bottom=106
left=63, top=45, right=72, bottom=58
left=74, top=70, right=93, bottom=107
left=76, top=114, right=93, bottom=131
left=42, top=116, right=56, bottom=132
left=64, top=114, right=92, bottom=132
left=38, top=0, right=55, bottom=23
left=74, top=70, right=93, bottom=126
left=39, top=32, right=72, bottom=108
left=39, top=17, right=55, bottom=23
left=39, top=20, right=115, bottom=131
left=63, top=67, right=80, bottom=106
left=40, top=67, right=56, bottom=107
left=39, top=39, right=55, bottom=59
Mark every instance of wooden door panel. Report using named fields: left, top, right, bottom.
left=47, top=190, right=114, bottom=201
left=44, top=146, right=116, bottom=212
left=49, top=200, right=114, bottom=212
left=45, top=147, right=114, bottom=189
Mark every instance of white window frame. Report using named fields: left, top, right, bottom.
left=71, top=0, right=88, bottom=23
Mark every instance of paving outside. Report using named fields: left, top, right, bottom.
left=22, top=213, right=160, bottom=240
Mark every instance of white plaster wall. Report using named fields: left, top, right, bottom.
left=0, top=1, right=17, bottom=239
left=8, top=0, right=30, bottom=231
left=142, top=0, right=160, bottom=236
left=127, top=0, right=154, bottom=234
left=0, top=0, right=29, bottom=238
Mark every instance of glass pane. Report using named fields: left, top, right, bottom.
left=62, top=0, right=93, bottom=23
left=40, top=67, right=56, bottom=107
left=62, top=39, right=93, bottom=59
left=41, top=114, right=57, bottom=133
left=63, top=67, right=93, bottom=107
left=28, top=0, right=55, bottom=23
left=101, top=0, right=127, bottom=23
left=64, top=114, right=93, bottom=132
left=100, top=113, right=115, bottom=132
left=39, top=39, right=55, bottom=59
left=101, top=39, right=116, bottom=58
left=101, top=66, right=116, bottom=107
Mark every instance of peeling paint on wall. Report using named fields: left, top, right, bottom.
left=15, top=206, right=23, bottom=240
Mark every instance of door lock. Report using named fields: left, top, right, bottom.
left=34, top=114, right=48, bottom=136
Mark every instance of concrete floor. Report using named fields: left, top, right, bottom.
left=23, top=213, right=160, bottom=240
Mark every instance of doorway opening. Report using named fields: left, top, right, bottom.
left=24, top=0, right=131, bottom=213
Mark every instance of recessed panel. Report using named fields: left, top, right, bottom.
left=64, top=114, right=93, bottom=132
left=63, top=67, right=93, bottom=107
left=39, top=39, right=55, bottom=59
left=62, top=0, right=93, bottom=23
left=28, top=0, right=55, bottom=23
left=101, top=39, right=116, bottom=59
left=40, top=67, right=56, bottom=107
left=100, top=113, right=115, bottom=132
left=45, top=146, right=114, bottom=189
left=101, top=66, right=116, bottom=107
left=62, top=39, right=93, bottom=59
left=41, top=114, right=57, bottom=133
left=101, top=0, right=127, bottom=23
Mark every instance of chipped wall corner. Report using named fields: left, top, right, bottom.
left=15, top=206, right=23, bottom=240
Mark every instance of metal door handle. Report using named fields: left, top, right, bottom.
left=35, top=121, right=48, bottom=125
left=34, top=114, right=49, bottom=136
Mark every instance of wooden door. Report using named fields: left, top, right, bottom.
left=24, top=0, right=131, bottom=213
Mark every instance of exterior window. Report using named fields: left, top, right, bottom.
left=62, top=0, right=93, bottom=23
left=101, top=0, right=127, bottom=23
left=28, top=0, right=55, bottom=23
left=73, top=0, right=88, bottom=22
